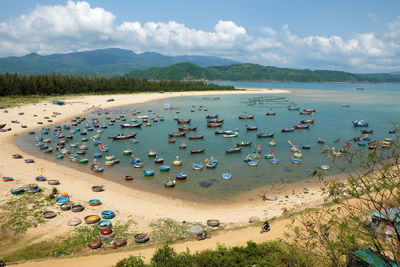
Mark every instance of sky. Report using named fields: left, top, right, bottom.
left=0, top=0, right=399, bottom=73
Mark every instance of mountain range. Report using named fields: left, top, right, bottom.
left=0, top=48, right=238, bottom=76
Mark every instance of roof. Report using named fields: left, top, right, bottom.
left=352, top=249, right=397, bottom=267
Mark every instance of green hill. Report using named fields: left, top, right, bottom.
left=127, top=62, right=400, bottom=83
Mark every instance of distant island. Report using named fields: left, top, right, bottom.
left=0, top=48, right=399, bottom=83
left=126, top=62, right=400, bottom=83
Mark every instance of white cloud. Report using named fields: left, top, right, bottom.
left=368, top=12, right=379, bottom=23
left=0, top=1, right=399, bottom=72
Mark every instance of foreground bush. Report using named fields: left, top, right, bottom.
left=115, top=241, right=314, bottom=267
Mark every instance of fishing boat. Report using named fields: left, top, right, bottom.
left=300, top=118, right=315, bottom=124
left=281, top=127, right=294, bottom=132
left=164, top=179, right=176, bottom=187
left=236, top=141, right=252, bottom=147
left=265, top=112, right=276, bottom=116
left=148, top=150, right=157, bottom=157
left=221, top=170, right=232, bottom=180
left=225, top=147, right=242, bottom=153
left=245, top=125, right=258, bottom=131
left=293, top=152, right=303, bottom=158
left=94, top=166, right=104, bottom=172
left=125, top=175, right=134, bottom=181
left=160, top=165, right=170, bottom=171
left=303, top=109, right=316, bottom=113
left=257, top=133, right=275, bottom=138
left=176, top=172, right=187, bottom=180
left=168, top=137, right=176, bottom=143
left=269, top=140, right=276, bottom=146
left=361, top=129, right=373, bottom=134
left=352, top=120, right=370, bottom=127
left=178, top=141, right=187, bottom=149
left=223, top=131, right=238, bottom=138
left=288, top=106, right=299, bottom=111
left=238, top=114, right=255, bottom=119
left=154, top=157, right=164, bottom=163
left=26, top=184, right=41, bottom=193
left=294, top=124, right=310, bottom=129
left=269, top=157, right=279, bottom=164
left=55, top=154, right=64, bottom=159
left=178, top=125, right=197, bottom=132
left=143, top=169, right=155, bottom=176
left=88, top=199, right=102, bottom=206
left=123, top=149, right=132, bottom=155
left=302, top=145, right=311, bottom=149
left=188, top=135, right=205, bottom=140
left=206, top=114, right=218, bottom=119
left=248, top=160, right=258, bottom=166
left=207, top=119, right=224, bottom=123
left=105, top=155, right=115, bottom=161
left=79, top=158, right=89, bottom=164
left=299, top=111, right=313, bottom=115
left=173, top=156, right=183, bottom=166
left=317, top=138, right=325, bottom=144
left=207, top=122, right=223, bottom=127
left=120, top=123, right=142, bottom=128
left=190, top=148, right=205, bottom=154
left=3, top=176, right=14, bottom=182
left=389, top=129, right=397, bottom=134
left=291, top=158, right=302, bottom=164
left=177, top=119, right=191, bottom=124
left=168, top=132, right=186, bottom=137
left=133, top=162, right=143, bottom=168
left=112, top=133, right=137, bottom=140
left=192, top=163, right=203, bottom=170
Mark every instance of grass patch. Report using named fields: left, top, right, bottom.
left=0, top=191, right=54, bottom=240
left=150, top=218, right=192, bottom=243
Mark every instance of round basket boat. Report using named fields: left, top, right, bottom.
left=25, top=159, right=35, bottom=163
left=71, top=204, right=84, bottom=212
left=88, top=239, right=102, bottom=249
left=125, top=175, right=134, bottom=181
left=103, top=245, right=117, bottom=250
left=143, top=169, right=154, bottom=176
left=35, top=175, right=47, bottom=182
left=10, top=187, right=25, bottom=195
left=43, top=211, right=57, bottom=219
left=68, top=217, right=82, bottom=226
left=84, top=215, right=101, bottom=224
left=100, top=227, right=112, bottom=235
left=60, top=203, right=72, bottom=211
left=88, top=199, right=102, bottom=206
left=56, top=197, right=69, bottom=205
left=134, top=233, right=149, bottom=243
left=101, top=210, right=115, bottom=219
left=207, top=219, right=220, bottom=227
left=3, top=176, right=14, bottom=182
left=91, top=185, right=104, bottom=192
left=48, top=179, right=60, bottom=185
left=113, top=237, right=127, bottom=247
left=97, top=220, right=112, bottom=229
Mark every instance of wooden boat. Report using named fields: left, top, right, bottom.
left=176, top=172, right=187, bottom=180
left=291, top=158, right=302, bottom=164
left=317, top=138, right=325, bottom=144
left=265, top=112, right=276, bottom=116
left=236, top=141, right=252, bottom=147
left=178, top=125, right=197, bottom=132
left=88, top=199, right=102, bottom=206
left=223, top=131, right=238, bottom=138
left=207, top=119, right=224, bottom=123
left=84, top=215, right=101, bottom=224
left=302, top=145, right=311, bottom=149
left=207, top=122, right=223, bottom=127
left=178, top=142, right=187, bottom=149
left=112, top=133, right=137, bottom=140
left=303, top=109, right=316, bottom=113
left=160, top=165, right=170, bottom=171
left=143, top=169, right=154, bottom=176
left=245, top=125, right=258, bottom=131
left=206, top=114, right=218, bottom=119
left=177, top=119, right=191, bottom=124
left=190, top=148, right=205, bottom=154
left=92, top=185, right=104, bottom=192
left=257, top=133, right=274, bottom=138
left=101, top=210, right=115, bottom=219
left=168, top=132, right=186, bottom=137
left=154, top=157, right=164, bottom=163
left=10, top=187, right=25, bottom=195
left=300, top=118, right=314, bottom=124
left=214, top=130, right=224, bottom=134
left=248, top=160, right=258, bottom=166
left=361, top=129, right=373, bottom=134
left=164, top=179, right=176, bottom=187
left=238, top=114, right=255, bottom=119
left=120, top=123, right=142, bottom=128
left=188, top=135, right=205, bottom=140
left=294, top=124, right=310, bottom=129
left=225, top=147, right=242, bottom=153
left=299, top=111, right=313, bottom=115
left=134, top=233, right=149, bottom=243
left=352, top=120, right=369, bottom=127
left=281, top=127, right=294, bottom=132
left=125, top=175, right=134, bottom=181
left=0, top=123, right=6, bottom=129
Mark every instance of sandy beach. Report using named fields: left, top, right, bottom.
left=0, top=89, right=332, bottom=265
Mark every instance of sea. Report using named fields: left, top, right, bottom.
left=15, top=82, right=400, bottom=202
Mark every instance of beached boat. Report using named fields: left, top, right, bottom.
left=190, top=148, right=205, bottom=154
left=120, top=123, right=142, bottom=128
left=101, top=210, right=115, bottom=219
left=0, top=123, right=6, bottom=129
left=164, top=179, right=176, bottom=187
left=236, top=141, right=252, bottom=147
left=168, top=132, right=186, bottom=137
left=3, top=176, right=14, bottom=182
left=238, top=114, right=255, bottom=119
left=352, top=120, right=370, bottom=127
left=226, top=147, right=242, bottom=153
left=257, top=133, right=275, bottom=138
left=188, top=135, right=205, bottom=140
left=10, top=187, right=25, bottom=195
left=88, top=199, right=102, bottom=206
left=112, top=133, right=137, bottom=140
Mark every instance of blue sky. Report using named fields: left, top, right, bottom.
left=0, top=0, right=399, bottom=72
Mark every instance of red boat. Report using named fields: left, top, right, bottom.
left=294, top=124, right=310, bottom=129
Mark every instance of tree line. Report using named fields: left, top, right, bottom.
left=0, top=73, right=234, bottom=96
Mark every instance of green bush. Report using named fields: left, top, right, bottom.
left=115, top=255, right=146, bottom=267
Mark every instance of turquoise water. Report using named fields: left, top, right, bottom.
left=15, top=82, right=400, bottom=201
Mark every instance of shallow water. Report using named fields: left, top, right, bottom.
left=15, top=82, right=400, bottom=202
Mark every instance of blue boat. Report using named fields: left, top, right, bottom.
left=28, top=131, right=35, bottom=134
left=35, top=175, right=47, bottom=181
left=27, top=185, right=41, bottom=193
left=55, top=154, right=64, bottom=159
left=88, top=199, right=102, bottom=206
left=97, top=220, right=112, bottom=228
left=176, top=172, right=187, bottom=180
left=56, top=197, right=69, bottom=205
left=94, top=153, right=102, bottom=158
left=192, top=164, right=203, bottom=170
left=270, top=158, right=279, bottom=164
left=358, top=141, right=366, bottom=146
left=248, top=160, right=258, bottom=166
left=160, top=165, right=170, bottom=171
left=10, top=187, right=25, bottom=195
left=101, top=210, right=115, bottom=219
left=291, top=158, right=302, bottom=164
left=94, top=167, right=104, bottom=172
left=206, top=114, right=218, bottom=119
left=257, top=133, right=275, bottom=138
left=352, top=120, right=370, bottom=127
left=221, top=171, right=232, bottom=179
left=144, top=169, right=155, bottom=176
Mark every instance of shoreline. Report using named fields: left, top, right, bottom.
left=0, top=89, right=334, bottom=239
